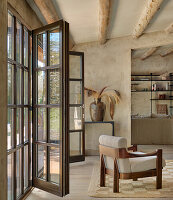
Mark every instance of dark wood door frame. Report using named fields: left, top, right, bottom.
left=68, top=51, right=85, bottom=163
left=32, top=20, right=69, bottom=197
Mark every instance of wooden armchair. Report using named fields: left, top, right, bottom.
left=99, top=135, right=166, bottom=193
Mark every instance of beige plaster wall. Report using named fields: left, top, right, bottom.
left=73, top=31, right=173, bottom=146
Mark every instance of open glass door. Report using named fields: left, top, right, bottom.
left=69, top=51, right=85, bottom=163
left=32, top=20, right=69, bottom=197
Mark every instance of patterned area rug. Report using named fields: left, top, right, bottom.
left=88, top=160, right=173, bottom=198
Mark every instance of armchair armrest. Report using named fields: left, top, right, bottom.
left=127, top=145, right=137, bottom=152
left=128, top=149, right=162, bottom=158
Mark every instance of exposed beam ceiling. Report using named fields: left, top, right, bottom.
left=141, top=47, right=159, bottom=60
left=132, top=0, right=163, bottom=38
left=33, top=0, right=59, bottom=23
left=27, top=0, right=173, bottom=44
left=165, top=23, right=173, bottom=34
left=160, top=47, right=173, bottom=57
left=32, top=0, right=75, bottom=49
left=99, top=0, right=111, bottom=44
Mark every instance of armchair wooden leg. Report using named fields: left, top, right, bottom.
left=100, top=154, right=105, bottom=187
left=133, top=178, right=138, bottom=181
left=156, top=149, right=162, bottom=189
left=113, top=159, right=119, bottom=193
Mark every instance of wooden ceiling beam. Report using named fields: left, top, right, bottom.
left=33, top=0, right=59, bottom=24
left=160, top=47, right=173, bottom=57
left=141, top=47, right=158, bottom=60
left=99, top=0, right=111, bottom=44
left=132, top=0, right=163, bottom=38
left=33, top=0, right=74, bottom=49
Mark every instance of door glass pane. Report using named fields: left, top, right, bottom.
left=37, top=71, right=46, bottom=104
left=49, top=29, right=60, bottom=65
left=8, top=64, right=14, bottom=104
left=16, top=21, right=22, bottom=64
left=37, top=145, right=46, bottom=180
left=8, top=13, right=14, bottom=59
left=37, top=33, right=46, bottom=68
left=37, top=108, right=46, bottom=142
left=49, top=69, right=60, bottom=104
left=49, top=147, right=60, bottom=184
left=70, top=81, right=82, bottom=104
left=70, top=107, right=82, bottom=130
left=7, top=154, right=14, bottom=200
left=24, top=145, right=29, bottom=190
left=69, top=55, right=81, bottom=79
left=29, top=110, right=32, bottom=182
left=16, top=108, right=22, bottom=145
left=32, top=21, right=69, bottom=196
left=7, top=109, right=14, bottom=150
left=50, top=108, right=60, bottom=143
left=30, top=35, right=32, bottom=103
left=24, top=28, right=28, bottom=67
left=70, top=132, right=82, bottom=156
left=16, top=68, right=22, bottom=105
left=24, top=108, right=28, bottom=142
left=16, top=149, right=22, bottom=197
left=24, top=71, right=28, bottom=104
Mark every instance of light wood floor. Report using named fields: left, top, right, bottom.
left=26, top=146, right=173, bottom=200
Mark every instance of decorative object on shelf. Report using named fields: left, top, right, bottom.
left=166, top=82, right=169, bottom=90
left=140, top=78, right=150, bottom=81
left=84, top=86, right=120, bottom=121
left=159, top=94, right=166, bottom=100
left=156, top=104, right=168, bottom=115
left=160, top=71, right=170, bottom=80
left=152, top=83, right=157, bottom=91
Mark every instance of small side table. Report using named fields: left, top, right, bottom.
left=85, top=121, right=115, bottom=136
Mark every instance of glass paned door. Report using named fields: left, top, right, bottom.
left=69, top=51, right=85, bottom=163
left=32, top=21, right=69, bottom=197
left=7, top=11, right=31, bottom=200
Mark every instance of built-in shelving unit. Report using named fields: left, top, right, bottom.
left=131, top=73, right=173, bottom=116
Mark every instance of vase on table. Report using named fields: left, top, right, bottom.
left=90, top=98, right=106, bottom=121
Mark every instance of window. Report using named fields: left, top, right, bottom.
left=7, top=11, right=31, bottom=200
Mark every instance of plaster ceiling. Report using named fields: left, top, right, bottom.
left=27, top=0, right=173, bottom=44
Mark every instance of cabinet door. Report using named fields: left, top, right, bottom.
left=69, top=51, right=85, bottom=163
left=32, top=20, right=69, bottom=197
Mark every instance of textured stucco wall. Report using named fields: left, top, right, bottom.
left=73, top=31, right=173, bottom=146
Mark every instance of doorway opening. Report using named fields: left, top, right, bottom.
left=7, top=12, right=85, bottom=199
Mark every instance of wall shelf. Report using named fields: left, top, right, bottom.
left=131, top=73, right=173, bottom=116
left=131, top=79, right=173, bottom=82
left=132, top=90, right=173, bottom=93
left=150, top=99, right=173, bottom=101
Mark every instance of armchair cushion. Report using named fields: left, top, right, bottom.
left=99, top=135, right=127, bottom=149
left=104, top=156, right=131, bottom=173
left=129, top=154, right=166, bottom=173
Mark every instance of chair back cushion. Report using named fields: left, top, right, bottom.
left=99, top=135, right=131, bottom=173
